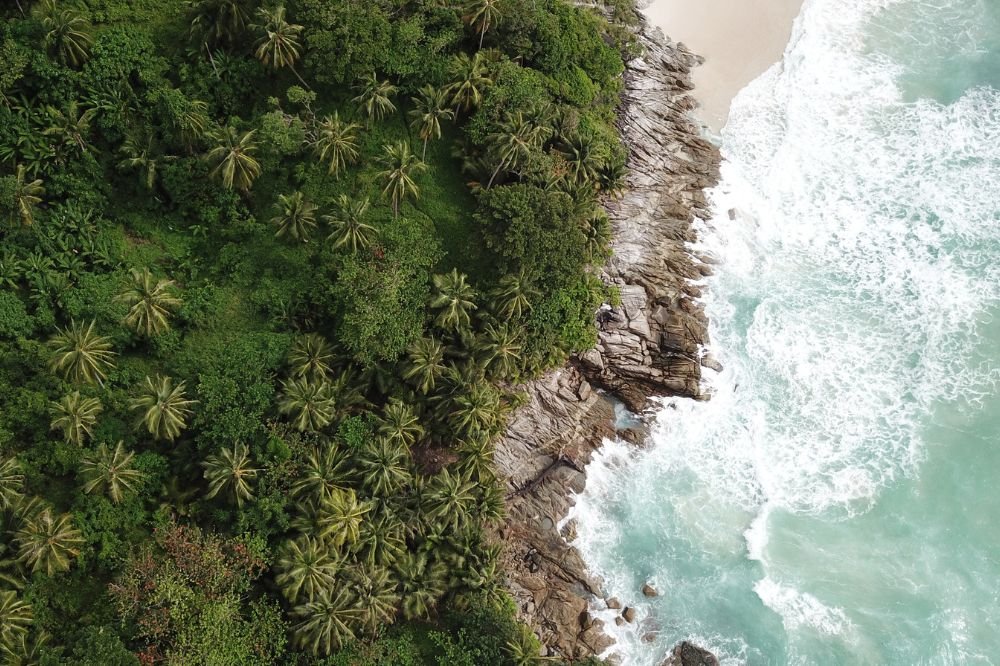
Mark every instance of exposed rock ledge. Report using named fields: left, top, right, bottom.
left=495, top=18, right=722, bottom=664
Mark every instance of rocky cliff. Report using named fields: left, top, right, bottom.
left=495, top=17, right=723, bottom=664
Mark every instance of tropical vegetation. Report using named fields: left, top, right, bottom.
left=0, top=0, right=633, bottom=662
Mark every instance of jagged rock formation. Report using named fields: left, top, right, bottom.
left=495, top=17, right=723, bottom=665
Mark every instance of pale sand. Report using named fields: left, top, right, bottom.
left=642, top=0, right=803, bottom=131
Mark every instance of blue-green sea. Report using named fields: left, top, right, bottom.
left=572, top=1, right=1000, bottom=663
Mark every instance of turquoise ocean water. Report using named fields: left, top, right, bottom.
left=571, top=1, right=1000, bottom=663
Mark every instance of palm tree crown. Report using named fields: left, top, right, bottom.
left=312, top=113, right=360, bottom=177
left=49, top=391, right=102, bottom=446
left=351, top=75, right=397, bottom=125
left=47, top=320, right=117, bottom=385
left=278, top=377, right=336, bottom=432
left=270, top=191, right=318, bottom=242
left=116, top=268, right=182, bottom=337
left=290, top=586, right=361, bottom=656
left=445, top=52, right=492, bottom=114
left=377, top=142, right=426, bottom=218
left=408, top=85, right=454, bottom=160
left=491, top=271, right=539, bottom=319
left=15, top=508, right=83, bottom=576
left=431, top=269, right=477, bottom=333
left=323, top=195, right=377, bottom=253
left=288, top=333, right=334, bottom=381
left=0, top=458, right=24, bottom=512
left=463, top=0, right=503, bottom=50
left=202, top=441, right=259, bottom=507
left=36, top=0, right=93, bottom=67
left=79, top=441, right=143, bottom=504
left=129, top=375, right=196, bottom=441
left=403, top=337, right=446, bottom=395
left=253, top=5, right=304, bottom=75
left=206, top=127, right=261, bottom=191
left=7, top=166, right=44, bottom=227
left=275, top=536, right=339, bottom=604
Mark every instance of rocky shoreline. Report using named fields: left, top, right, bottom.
left=494, top=14, right=723, bottom=665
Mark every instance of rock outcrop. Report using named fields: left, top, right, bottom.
left=495, top=15, right=722, bottom=666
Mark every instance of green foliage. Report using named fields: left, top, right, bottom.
left=332, top=217, right=441, bottom=366
left=0, top=0, right=627, bottom=659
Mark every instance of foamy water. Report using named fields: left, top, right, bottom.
left=572, top=0, right=1000, bottom=663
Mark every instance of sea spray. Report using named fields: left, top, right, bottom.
left=572, top=0, right=1000, bottom=663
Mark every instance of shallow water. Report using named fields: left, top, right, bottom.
left=572, top=1, right=1000, bottom=663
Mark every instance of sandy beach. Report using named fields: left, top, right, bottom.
left=643, top=0, right=803, bottom=131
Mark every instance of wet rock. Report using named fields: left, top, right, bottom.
left=606, top=596, right=622, bottom=610
left=661, top=641, right=721, bottom=666
left=622, top=607, right=637, bottom=623
left=642, top=583, right=658, bottom=597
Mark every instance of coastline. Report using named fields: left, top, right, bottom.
left=496, top=11, right=722, bottom=663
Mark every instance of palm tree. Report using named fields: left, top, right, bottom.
left=457, top=434, right=495, bottom=482
left=491, top=271, right=539, bottom=319
left=275, top=536, right=339, bottom=603
left=317, top=488, right=370, bottom=550
left=0, top=458, right=24, bottom=512
left=378, top=400, right=424, bottom=449
left=486, top=111, right=551, bottom=188
left=403, top=337, right=446, bottom=395
left=291, top=443, right=354, bottom=501
left=358, top=438, right=411, bottom=497
left=597, top=161, right=627, bottom=197
left=118, top=133, right=175, bottom=191
left=291, top=587, right=361, bottom=656
left=43, top=102, right=96, bottom=157
left=394, top=551, right=445, bottom=620
left=186, top=0, right=253, bottom=52
left=312, top=113, right=360, bottom=177
left=349, top=564, right=399, bottom=635
left=278, top=377, right=336, bottom=432
left=15, top=508, right=83, bottom=576
left=427, top=468, right=477, bottom=532
left=355, top=512, right=406, bottom=568
left=253, top=5, right=308, bottom=87
left=7, top=166, right=43, bottom=227
left=1, top=628, right=50, bottom=665
left=430, top=269, right=477, bottom=333
left=47, top=320, right=116, bottom=385
left=445, top=52, right=492, bottom=114
left=561, top=133, right=602, bottom=185
left=451, top=382, right=502, bottom=437
left=202, top=441, right=258, bottom=507
left=270, top=191, right=317, bottom=242
left=116, top=268, right=182, bottom=337
left=408, top=86, right=454, bottom=160
left=288, top=333, right=334, bottom=381
left=79, top=441, right=143, bottom=504
left=472, top=477, right=506, bottom=525
left=463, top=0, right=503, bottom=50
left=377, top=141, right=425, bottom=218
left=323, top=195, right=377, bottom=253
left=583, top=209, right=611, bottom=260
left=36, top=0, right=93, bottom=67
left=130, top=375, right=195, bottom=441
left=506, top=624, right=547, bottom=666
left=478, top=323, right=523, bottom=379
left=351, top=75, right=397, bottom=126
left=49, top=392, right=102, bottom=446
left=206, top=127, right=261, bottom=191
left=0, top=591, right=32, bottom=648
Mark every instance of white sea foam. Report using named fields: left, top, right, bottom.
left=573, top=0, right=1000, bottom=662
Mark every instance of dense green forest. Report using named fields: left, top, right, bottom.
left=0, top=0, right=635, bottom=662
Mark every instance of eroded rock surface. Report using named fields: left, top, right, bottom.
left=496, top=17, right=722, bottom=665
